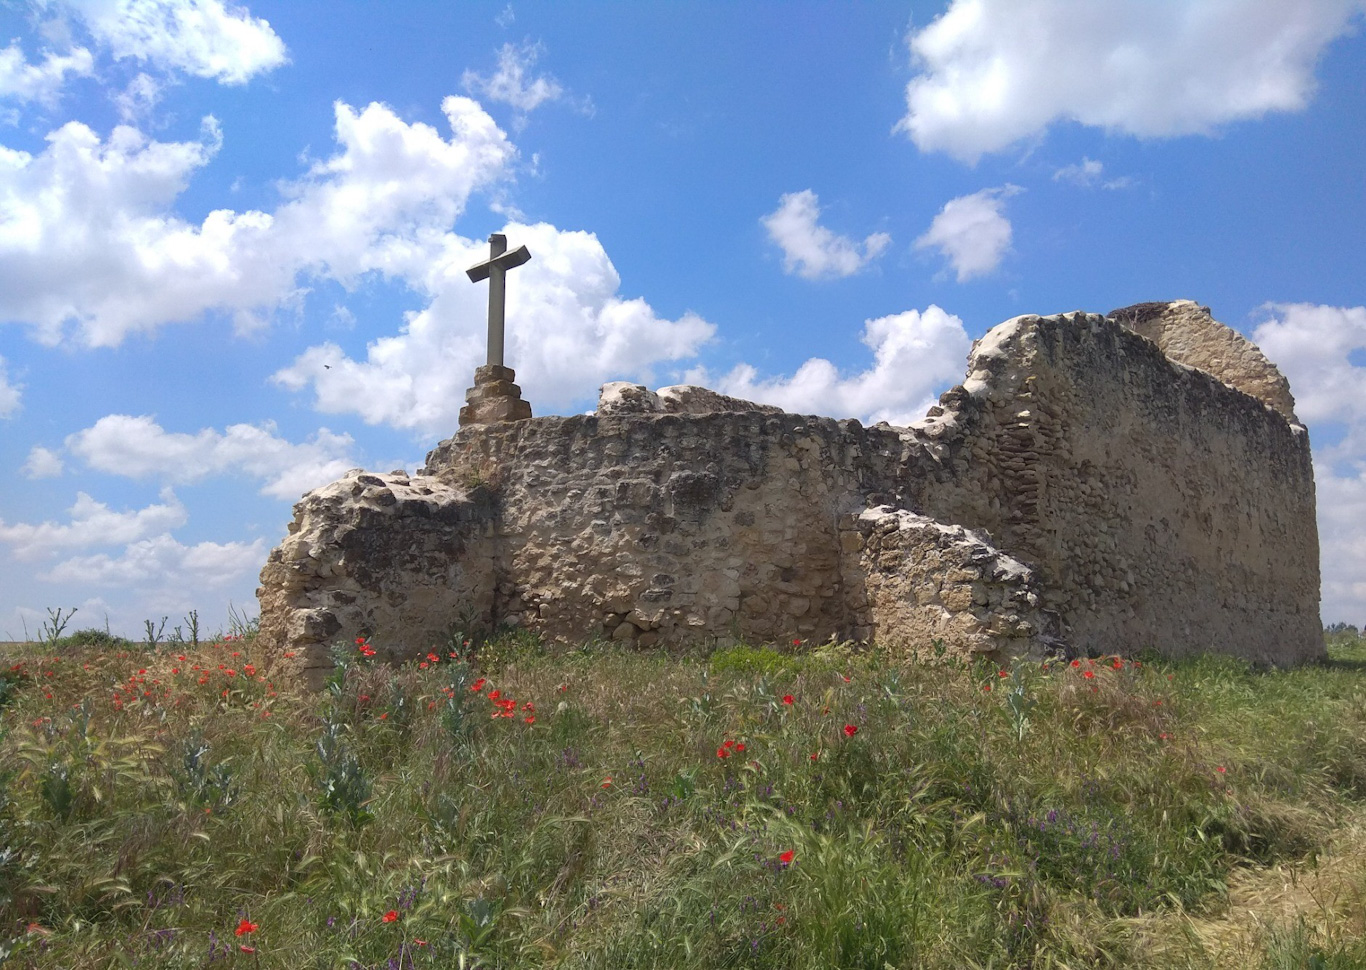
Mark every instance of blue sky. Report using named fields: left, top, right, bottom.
left=1, top=0, right=1364, bottom=639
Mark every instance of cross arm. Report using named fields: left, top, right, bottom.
left=466, top=244, right=532, bottom=282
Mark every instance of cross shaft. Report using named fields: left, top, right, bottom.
left=466, top=233, right=531, bottom=368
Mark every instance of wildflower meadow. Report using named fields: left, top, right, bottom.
left=1, top=621, right=1364, bottom=968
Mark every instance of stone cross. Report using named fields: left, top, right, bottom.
left=466, top=233, right=531, bottom=368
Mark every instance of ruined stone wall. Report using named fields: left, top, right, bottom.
left=256, top=471, right=499, bottom=683
left=907, top=312, right=1322, bottom=663
left=421, top=411, right=907, bottom=649
left=257, top=303, right=1325, bottom=675
left=1108, top=300, right=1299, bottom=422
left=842, top=507, right=1061, bottom=658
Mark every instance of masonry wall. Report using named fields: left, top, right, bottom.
left=257, top=307, right=1325, bottom=676
left=422, top=411, right=907, bottom=648
left=256, top=472, right=499, bottom=683
left=906, top=313, right=1323, bottom=663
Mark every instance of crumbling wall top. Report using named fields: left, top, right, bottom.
left=1108, top=299, right=1299, bottom=423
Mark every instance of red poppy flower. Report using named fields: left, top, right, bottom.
left=782, top=694, right=794, bottom=705
left=779, top=850, right=795, bottom=865
left=1216, top=766, right=1226, bottom=774
left=724, top=739, right=736, bottom=749
left=809, top=752, right=818, bottom=761
left=524, top=715, right=535, bottom=724
left=427, top=652, right=440, bottom=663
left=1083, top=670, right=1095, bottom=679
left=235, top=919, right=257, bottom=936
left=735, top=743, right=746, bottom=752
left=240, top=945, right=256, bottom=953
left=470, top=678, right=486, bottom=692
left=601, top=777, right=612, bottom=787
left=488, top=689, right=501, bottom=700
left=998, top=670, right=1009, bottom=678
left=382, top=910, right=399, bottom=922
left=843, top=724, right=858, bottom=737
left=1070, top=659, right=1081, bottom=668
left=1112, top=659, right=1124, bottom=670
left=717, top=747, right=730, bottom=759
left=982, top=684, right=992, bottom=692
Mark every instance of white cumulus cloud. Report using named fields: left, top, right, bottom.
left=915, top=185, right=1020, bottom=282
left=693, top=305, right=971, bottom=426
left=273, top=220, right=716, bottom=433
left=762, top=190, right=891, bottom=280
left=42, top=533, right=267, bottom=589
left=60, top=0, right=287, bottom=85
left=0, top=487, right=187, bottom=560
left=21, top=445, right=63, bottom=478
left=0, top=96, right=515, bottom=345
left=0, top=42, right=94, bottom=106
left=897, top=0, right=1366, bottom=163
left=0, top=355, right=20, bottom=417
left=1252, top=302, right=1366, bottom=624
left=63, top=414, right=359, bottom=499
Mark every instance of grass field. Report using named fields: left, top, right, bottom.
left=1, top=625, right=1364, bottom=968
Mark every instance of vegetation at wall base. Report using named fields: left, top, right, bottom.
left=0, top=627, right=1364, bottom=968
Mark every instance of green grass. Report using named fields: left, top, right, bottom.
left=0, top=630, right=1364, bottom=968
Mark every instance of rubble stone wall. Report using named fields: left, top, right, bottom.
left=906, top=312, right=1322, bottom=662
left=257, top=303, right=1325, bottom=678
left=422, top=411, right=907, bottom=649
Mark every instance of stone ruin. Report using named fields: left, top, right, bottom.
left=257, top=300, right=1324, bottom=684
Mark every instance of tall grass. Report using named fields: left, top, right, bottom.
left=0, top=628, right=1363, bottom=968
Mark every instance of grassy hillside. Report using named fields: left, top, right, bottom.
left=1, top=627, right=1364, bottom=968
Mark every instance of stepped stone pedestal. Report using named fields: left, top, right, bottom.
left=459, top=364, right=532, bottom=427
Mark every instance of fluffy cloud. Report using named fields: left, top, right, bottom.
left=63, top=414, right=359, bottom=499
left=59, top=0, right=287, bottom=85
left=897, top=0, right=1366, bottom=162
left=0, top=96, right=515, bottom=345
left=762, top=190, right=891, bottom=281
left=462, top=41, right=564, bottom=115
left=273, top=221, right=716, bottom=433
left=21, top=445, right=63, bottom=478
left=915, top=185, right=1019, bottom=282
left=696, top=305, right=971, bottom=426
left=1252, top=303, right=1366, bottom=623
left=0, top=487, right=187, bottom=560
left=0, top=42, right=94, bottom=106
left=42, top=533, right=266, bottom=589
left=0, top=355, right=19, bottom=417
